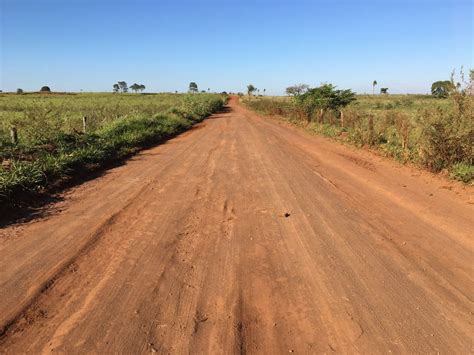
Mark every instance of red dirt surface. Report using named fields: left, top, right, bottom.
left=0, top=97, right=472, bottom=353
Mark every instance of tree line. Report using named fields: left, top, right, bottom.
left=110, top=81, right=212, bottom=94
left=113, top=81, right=145, bottom=93
left=12, top=69, right=473, bottom=96
left=284, top=69, right=473, bottom=98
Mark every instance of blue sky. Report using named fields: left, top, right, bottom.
left=1, top=0, right=472, bottom=94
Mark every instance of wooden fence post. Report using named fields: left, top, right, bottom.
left=82, top=116, right=87, bottom=133
left=10, top=127, right=18, bottom=145
left=368, top=115, right=375, bottom=146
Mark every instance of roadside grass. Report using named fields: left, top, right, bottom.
left=0, top=93, right=226, bottom=202
left=244, top=94, right=473, bottom=183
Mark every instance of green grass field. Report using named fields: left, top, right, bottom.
left=0, top=93, right=221, bottom=144
left=244, top=93, right=473, bottom=183
left=0, top=93, right=226, bottom=201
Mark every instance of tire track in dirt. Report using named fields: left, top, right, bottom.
left=0, top=118, right=222, bottom=336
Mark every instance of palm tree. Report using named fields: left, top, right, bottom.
left=372, top=80, right=378, bottom=95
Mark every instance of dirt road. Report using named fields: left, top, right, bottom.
left=0, top=97, right=472, bottom=353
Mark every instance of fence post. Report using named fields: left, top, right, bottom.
left=368, top=115, right=375, bottom=146
left=82, top=116, right=87, bottom=133
left=10, top=127, right=18, bottom=145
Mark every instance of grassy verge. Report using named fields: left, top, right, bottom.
left=0, top=94, right=225, bottom=203
left=243, top=94, right=473, bottom=184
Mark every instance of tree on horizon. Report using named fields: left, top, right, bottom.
left=189, top=82, right=198, bottom=93
left=247, top=84, right=256, bottom=97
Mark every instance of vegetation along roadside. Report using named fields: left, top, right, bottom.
left=0, top=93, right=226, bottom=205
left=243, top=72, right=473, bottom=183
